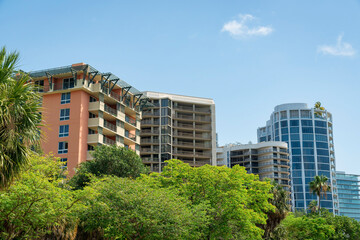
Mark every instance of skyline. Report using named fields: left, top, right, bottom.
left=1, top=0, right=359, bottom=174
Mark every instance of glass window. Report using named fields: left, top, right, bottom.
left=316, top=134, right=328, bottom=142
left=161, top=108, right=170, bottom=116
left=281, top=120, right=288, bottom=127
left=281, top=134, right=289, bottom=141
left=303, top=148, right=314, bottom=155
left=60, top=109, right=70, bottom=121
left=315, top=120, right=327, bottom=128
left=89, top=112, right=96, bottom=118
left=292, top=149, right=301, bottom=155
left=290, top=120, right=299, bottom=126
left=305, top=170, right=316, bottom=177
left=318, top=171, right=330, bottom=178
left=302, top=141, right=314, bottom=148
left=292, top=156, right=301, bottom=162
left=290, top=110, right=299, bottom=118
left=315, top=128, right=327, bottom=135
left=274, top=112, right=279, bottom=122
left=58, top=142, right=68, bottom=154
left=294, top=186, right=303, bottom=192
left=318, top=164, right=330, bottom=171
left=60, top=158, right=67, bottom=169
left=161, top=117, right=169, bottom=125
left=291, top=141, right=300, bottom=148
left=290, top=134, right=300, bottom=140
left=275, top=122, right=279, bottom=129
left=303, top=134, right=314, bottom=140
left=318, top=157, right=330, bottom=163
left=59, top=125, right=69, bottom=137
left=292, top=170, right=302, bottom=177
left=90, top=96, right=97, bottom=102
left=259, top=136, right=266, bottom=142
left=301, top=110, right=311, bottom=119
left=304, top=163, right=315, bottom=169
left=61, top=92, right=71, bottom=104
left=293, top=163, right=302, bottom=170
left=290, top=127, right=299, bottom=133
left=317, top=149, right=329, bottom=156
left=63, top=78, right=75, bottom=89
left=275, top=136, right=280, bottom=141
left=280, top=111, right=287, bottom=120
left=293, top=178, right=303, bottom=184
left=281, top=127, right=288, bottom=134
left=316, top=142, right=328, bottom=149
left=302, top=127, right=313, bottom=133
left=275, top=129, right=279, bottom=136
left=88, top=128, right=95, bottom=134
left=303, top=156, right=315, bottom=162
left=301, top=120, right=312, bottom=126
left=161, top=98, right=169, bottom=107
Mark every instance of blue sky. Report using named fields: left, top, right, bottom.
left=1, top=0, right=359, bottom=174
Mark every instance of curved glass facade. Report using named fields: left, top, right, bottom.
left=258, top=103, right=338, bottom=213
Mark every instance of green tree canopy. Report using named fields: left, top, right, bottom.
left=0, top=46, right=42, bottom=189
left=0, top=154, right=87, bottom=240
left=79, top=176, right=208, bottom=240
left=139, top=159, right=274, bottom=240
left=70, top=144, right=148, bottom=189
left=309, top=175, right=331, bottom=210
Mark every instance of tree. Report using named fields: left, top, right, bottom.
left=78, top=176, right=208, bottom=240
left=0, top=46, right=42, bottom=189
left=0, top=154, right=87, bottom=240
left=261, top=181, right=291, bottom=239
left=309, top=175, right=331, bottom=211
left=308, top=200, right=319, bottom=213
left=70, top=144, right=148, bottom=189
left=139, top=159, right=274, bottom=239
left=314, top=101, right=326, bottom=117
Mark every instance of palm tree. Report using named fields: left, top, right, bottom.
left=309, top=175, right=331, bottom=211
left=308, top=200, right=318, bottom=213
left=314, top=101, right=325, bottom=117
left=261, top=181, right=291, bottom=239
left=0, top=46, right=42, bottom=189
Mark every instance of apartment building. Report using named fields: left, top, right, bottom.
left=217, top=142, right=291, bottom=190
left=258, top=103, right=338, bottom=213
left=336, top=171, right=360, bottom=221
left=140, top=91, right=216, bottom=172
left=29, top=63, right=149, bottom=176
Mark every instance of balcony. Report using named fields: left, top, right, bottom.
left=103, top=136, right=115, bottom=145
left=125, top=115, right=136, bottom=126
left=104, top=104, right=117, bottom=116
left=140, top=129, right=159, bottom=135
left=104, top=120, right=116, bottom=132
left=125, top=130, right=136, bottom=141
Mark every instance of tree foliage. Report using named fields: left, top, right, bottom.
left=309, top=175, right=331, bottom=210
left=140, top=159, right=274, bottom=240
left=79, top=176, right=208, bottom=240
left=70, top=144, right=148, bottom=189
left=0, top=46, right=42, bottom=189
left=0, top=154, right=87, bottom=240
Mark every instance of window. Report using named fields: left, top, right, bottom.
left=58, top=142, right=68, bottom=154
left=90, top=96, right=97, bottom=102
left=60, top=158, right=67, bottom=169
left=316, top=134, right=328, bottom=142
left=303, top=148, right=314, bottom=155
left=290, top=110, right=299, bottom=118
left=301, top=120, right=312, bottom=126
left=315, top=128, right=327, bottom=135
left=302, top=141, right=314, bottom=148
left=87, top=144, right=95, bottom=151
left=315, top=120, right=327, bottom=128
left=302, top=134, right=314, bottom=140
left=291, top=141, right=301, bottom=148
left=60, top=109, right=70, bottom=121
left=89, top=112, right=96, bottom=118
left=290, top=120, right=299, bottom=126
left=63, top=78, right=75, bottom=89
left=301, top=110, right=311, bottom=119
left=35, top=80, right=44, bottom=92
left=281, top=127, right=288, bottom=134
left=280, top=111, right=287, bottom=120
left=302, top=127, right=313, bottom=133
left=280, top=120, right=288, bottom=127
left=161, top=98, right=170, bottom=107
left=61, top=92, right=71, bottom=104
left=59, top=125, right=69, bottom=137
left=316, top=142, right=328, bottom=149
left=88, top=128, right=95, bottom=134
left=290, top=127, right=299, bottom=133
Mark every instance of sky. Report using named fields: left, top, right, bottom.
left=0, top=0, right=359, bottom=174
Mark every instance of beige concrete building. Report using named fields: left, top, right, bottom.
left=217, top=141, right=291, bottom=190
left=140, top=91, right=216, bottom=172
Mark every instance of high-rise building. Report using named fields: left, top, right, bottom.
left=216, top=142, right=291, bottom=190
left=258, top=103, right=338, bottom=213
left=29, top=63, right=149, bottom=176
left=336, top=171, right=360, bottom=221
left=140, top=91, right=216, bottom=172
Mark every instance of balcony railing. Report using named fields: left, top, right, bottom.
left=125, top=131, right=136, bottom=141
left=110, top=91, right=121, bottom=101
left=141, top=129, right=159, bottom=134
left=104, top=104, right=117, bottom=116
left=104, top=120, right=116, bottom=132
left=103, top=136, right=115, bottom=145
left=125, top=115, right=136, bottom=126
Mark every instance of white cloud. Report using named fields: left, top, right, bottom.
left=221, top=14, right=273, bottom=38
left=318, top=35, right=356, bottom=56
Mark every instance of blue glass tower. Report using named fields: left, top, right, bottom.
left=258, top=103, right=338, bottom=213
